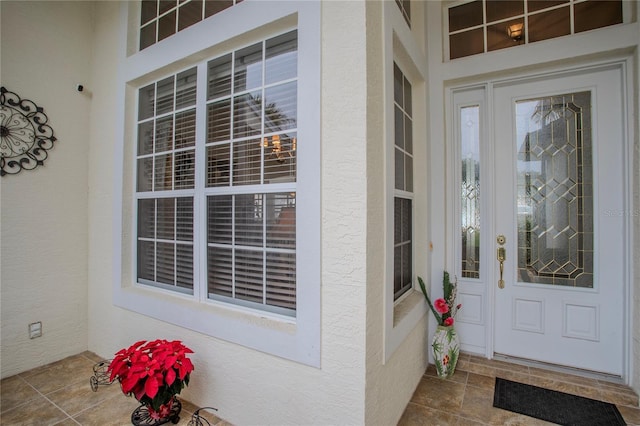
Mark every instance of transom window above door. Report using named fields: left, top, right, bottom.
left=447, top=0, right=623, bottom=60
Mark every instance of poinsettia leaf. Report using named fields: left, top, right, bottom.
left=178, top=358, right=194, bottom=379
left=122, top=375, right=139, bottom=393
left=133, top=383, right=146, bottom=401
left=164, top=355, right=177, bottom=370
left=165, top=367, right=176, bottom=385
left=145, top=375, right=159, bottom=399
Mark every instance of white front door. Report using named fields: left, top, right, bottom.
left=492, top=65, right=626, bottom=375
left=450, top=63, right=628, bottom=376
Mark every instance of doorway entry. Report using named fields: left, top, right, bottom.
left=449, top=62, right=629, bottom=377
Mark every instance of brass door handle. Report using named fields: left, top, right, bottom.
left=497, top=235, right=506, bottom=289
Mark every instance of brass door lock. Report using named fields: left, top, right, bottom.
left=497, top=235, right=506, bottom=289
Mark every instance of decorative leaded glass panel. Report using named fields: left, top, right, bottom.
left=516, top=91, right=593, bottom=287
left=461, top=106, right=480, bottom=278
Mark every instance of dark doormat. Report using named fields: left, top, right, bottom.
left=493, top=377, right=626, bottom=426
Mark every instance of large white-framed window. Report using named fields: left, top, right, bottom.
left=135, top=31, right=298, bottom=316
left=115, top=1, right=321, bottom=367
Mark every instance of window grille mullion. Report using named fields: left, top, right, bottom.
left=229, top=51, right=236, bottom=184
left=174, top=198, right=177, bottom=286
left=261, top=40, right=266, bottom=186
left=154, top=199, right=158, bottom=283
left=195, top=61, right=209, bottom=301
left=231, top=195, right=236, bottom=299
left=261, top=40, right=268, bottom=306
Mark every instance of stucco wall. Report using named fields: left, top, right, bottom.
left=85, top=1, right=376, bottom=424
left=363, top=2, right=430, bottom=425
left=0, top=1, right=92, bottom=378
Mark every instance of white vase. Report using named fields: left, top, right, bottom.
left=431, top=325, right=460, bottom=378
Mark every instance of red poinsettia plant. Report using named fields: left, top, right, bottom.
left=107, top=339, right=194, bottom=415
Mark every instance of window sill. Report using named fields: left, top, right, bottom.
left=113, top=283, right=319, bottom=365
left=385, top=288, right=428, bottom=362
left=394, top=289, right=425, bottom=327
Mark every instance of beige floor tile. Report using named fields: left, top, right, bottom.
left=0, top=375, right=42, bottom=413
left=493, top=369, right=530, bottom=384
left=0, top=395, right=69, bottom=426
left=617, top=404, right=640, bottom=425
left=598, top=378, right=637, bottom=392
left=22, top=355, right=96, bottom=395
left=459, top=385, right=515, bottom=425
left=398, top=403, right=459, bottom=426
left=53, top=419, right=82, bottom=426
left=463, top=363, right=497, bottom=378
left=523, top=375, right=562, bottom=390
left=47, top=379, right=122, bottom=417
left=72, top=394, right=140, bottom=425
left=528, top=366, right=601, bottom=387
left=80, top=351, right=110, bottom=364
left=410, top=375, right=466, bottom=413
left=455, top=416, right=487, bottom=425
left=443, top=370, right=468, bottom=385
left=541, top=380, right=602, bottom=400
left=470, top=357, right=529, bottom=375
left=599, top=387, right=640, bottom=407
left=466, top=372, right=495, bottom=391
left=455, top=359, right=470, bottom=372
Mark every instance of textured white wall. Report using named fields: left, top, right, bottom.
left=86, top=2, right=373, bottom=424
left=363, top=3, right=430, bottom=425
left=0, top=1, right=92, bottom=378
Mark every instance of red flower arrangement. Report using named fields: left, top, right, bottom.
left=107, top=339, right=194, bottom=416
left=418, top=271, right=462, bottom=327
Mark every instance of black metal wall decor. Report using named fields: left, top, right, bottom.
left=0, top=86, right=57, bottom=176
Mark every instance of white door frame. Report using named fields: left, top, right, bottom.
left=443, top=56, right=634, bottom=383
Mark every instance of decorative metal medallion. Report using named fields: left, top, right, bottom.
left=0, top=86, right=57, bottom=176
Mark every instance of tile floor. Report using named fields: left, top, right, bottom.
left=0, top=351, right=226, bottom=426
left=399, top=352, right=640, bottom=426
left=1, top=350, right=639, bottom=425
